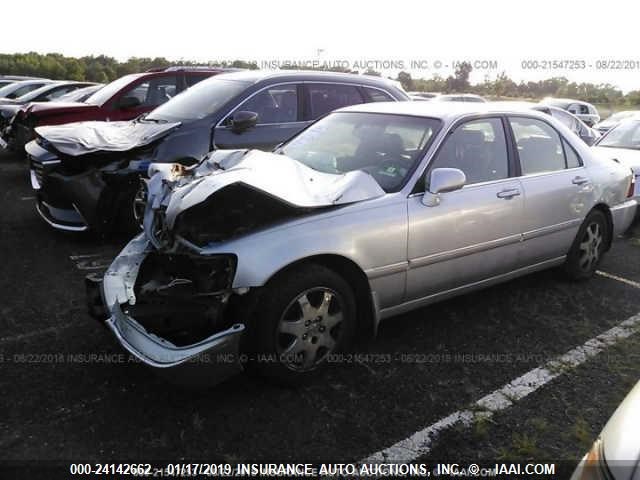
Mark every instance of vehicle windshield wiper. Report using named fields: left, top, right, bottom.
left=140, top=116, right=168, bottom=124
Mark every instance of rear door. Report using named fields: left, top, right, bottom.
left=508, top=116, right=590, bottom=266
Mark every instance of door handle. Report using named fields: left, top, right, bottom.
left=572, top=176, right=589, bottom=185
left=496, top=188, right=521, bottom=199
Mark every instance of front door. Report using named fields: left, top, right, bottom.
left=213, top=84, right=308, bottom=151
left=406, top=117, right=524, bottom=300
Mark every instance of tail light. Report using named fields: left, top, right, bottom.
left=627, top=171, right=636, bottom=198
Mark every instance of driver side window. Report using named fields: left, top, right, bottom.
left=427, top=117, right=509, bottom=187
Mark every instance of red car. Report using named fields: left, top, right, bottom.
left=3, top=66, right=235, bottom=153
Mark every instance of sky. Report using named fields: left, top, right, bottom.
left=3, top=0, right=640, bottom=91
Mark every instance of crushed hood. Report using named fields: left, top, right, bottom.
left=144, top=149, right=386, bottom=248
left=35, top=119, right=181, bottom=156
left=24, top=101, right=93, bottom=115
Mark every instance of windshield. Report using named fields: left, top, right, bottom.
left=604, top=111, right=638, bottom=123
left=279, top=112, right=441, bottom=193
left=14, top=84, right=59, bottom=102
left=0, top=82, right=44, bottom=99
left=598, top=120, right=640, bottom=149
left=56, top=86, right=100, bottom=103
left=85, top=74, right=143, bottom=106
left=146, top=78, right=248, bottom=123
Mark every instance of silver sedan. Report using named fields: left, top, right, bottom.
left=90, top=102, right=637, bottom=386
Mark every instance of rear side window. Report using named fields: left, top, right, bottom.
left=307, top=83, right=364, bottom=119
left=185, top=74, right=212, bottom=87
left=239, top=85, right=298, bottom=124
left=122, top=75, right=178, bottom=108
left=364, top=87, right=393, bottom=102
left=509, top=117, right=568, bottom=175
left=563, top=138, right=582, bottom=168
left=428, top=118, right=509, bottom=185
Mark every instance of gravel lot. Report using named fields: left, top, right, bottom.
left=1, top=149, right=639, bottom=474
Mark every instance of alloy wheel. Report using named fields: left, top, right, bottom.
left=132, top=180, right=148, bottom=229
left=578, top=221, right=603, bottom=272
left=276, top=287, right=344, bottom=371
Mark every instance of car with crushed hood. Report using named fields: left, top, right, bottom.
left=26, top=71, right=409, bottom=233
left=86, top=102, right=637, bottom=387
left=541, top=97, right=601, bottom=127
left=13, top=67, right=230, bottom=157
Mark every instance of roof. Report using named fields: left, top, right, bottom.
left=542, top=97, right=592, bottom=107
left=338, top=100, right=553, bottom=123
left=211, top=70, right=403, bottom=89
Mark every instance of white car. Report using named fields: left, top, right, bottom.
left=432, top=93, right=486, bottom=103
left=571, top=381, right=640, bottom=479
left=592, top=116, right=640, bottom=201
left=541, top=98, right=600, bottom=127
left=594, top=110, right=640, bottom=135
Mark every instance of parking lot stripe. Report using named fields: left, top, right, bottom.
left=596, top=270, right=640, bottom=289
left=360, top=312, right=640, bottom=464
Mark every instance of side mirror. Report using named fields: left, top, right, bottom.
left=422, top=168, right=466, bottom=206
left=118, top=96, right=142, bottom=110
left=229, top=111, right=258, bottom=134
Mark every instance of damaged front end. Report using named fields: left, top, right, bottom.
left=27, top=120, right=181, bottom=232
left=88, top=148, right=385, bottom=385
left=88, top=235, right=246, bottom=387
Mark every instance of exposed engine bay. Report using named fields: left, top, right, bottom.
left=126, top=251, right=238, bottom=346
left=144, top=148, right=386, bottom=251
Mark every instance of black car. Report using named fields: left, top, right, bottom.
left=26, top=71, right=409, bottom=233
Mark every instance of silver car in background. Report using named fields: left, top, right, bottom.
left=90, top=102, right=637, bottom=386
left=541, top=97, right=601, bottom=126
left=594, top=110, right=640, bottom=135
left=534, top=105, right=601, bottom=145
left=432, top=93, right=486, bottom=103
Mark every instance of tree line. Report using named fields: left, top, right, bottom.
left=1, top=53, right=639, bottom=106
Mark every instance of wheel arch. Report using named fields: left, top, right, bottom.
left=263, top=254, right=377, bottom=339
left=589, top=203, right=614, bottom=251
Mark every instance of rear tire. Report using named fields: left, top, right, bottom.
left=563, top=210, right=608, bottom=281
left=249, top=264, right=357, bottom=386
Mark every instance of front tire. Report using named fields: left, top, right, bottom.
left=564, top=210, right=608, bottom=280
left=117, top=178, right=147, bottom=233
left=250, top=264, right=357, bottom=385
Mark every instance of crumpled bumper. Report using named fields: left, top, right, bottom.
left=92, top=234, right=246, bottom=387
